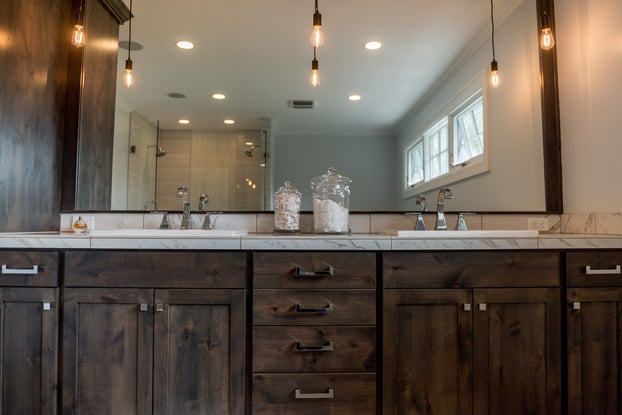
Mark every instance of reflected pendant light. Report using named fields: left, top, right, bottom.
left=310, top=47, right=320, bottom=87
left=310, top=0, right=325, bottom=48
left=540, top=11, right=555, bottom=50
left=489, top=0, right=500, bottom=88
left=71, top=0, right=86, bottom=47
left=124, top=0, right=134, bottom=87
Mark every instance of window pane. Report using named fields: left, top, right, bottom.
left=426, top=120, right=449, bottom=180
left=406, top=140, right=424, bottom=186
left=454, top=96, right=484, bottom=165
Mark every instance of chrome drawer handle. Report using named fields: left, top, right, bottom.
left=294, top=266, right=334, bottom=277
left=294, top=303, right=334, bottom=313
left=294, top=340, right=334, bottom=352
left=1, top=264, right=39, bottom=275
left=295, top=388, right=334, bottom=399
left=586, top=265, right=621, bottom=275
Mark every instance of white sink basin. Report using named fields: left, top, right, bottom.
left=89, top=229, right=247, bottom=238
left=389, top=230, right=538, bottom=238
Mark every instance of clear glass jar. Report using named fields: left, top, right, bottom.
left=274, top=181, right=302, bottom=233
left=311, top=167, right=351, bottom=233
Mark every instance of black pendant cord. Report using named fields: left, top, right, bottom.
left=490, top=0, right=496, bottom=61
left=314, top=0, right=319, bottom=13
left=127, top=0, right=133, bottom=61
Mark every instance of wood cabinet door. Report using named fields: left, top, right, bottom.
left=383, top=289, right=473, bottom=415
left=62, top=288, right=154, bottom=415
left=0, top=287, right=58, bottom=414
left=567, top=287, right=622, bottom=415
left=153, top=289, right=246, bottom=415
left=473, top=288, right=561, bottom=415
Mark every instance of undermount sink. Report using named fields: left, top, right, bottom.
left=389, top=230, right=539, bottom=238
left=89, top=229, right=248, bottom=237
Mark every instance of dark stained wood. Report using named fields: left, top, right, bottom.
left=253, top=326, right=376, bottom=373
left=383, top=289, right=473, bottom=415
left=566, top=251, right=622, bottom=287
left=153, top=289, right=246, bottom=415
left=253, top=289, right=375, bottom=326
left=473, top=288, right=561, bottom=415
left=62, top=288, right=154, bottom=415
left=383, top=251, right=560, bottom=288
left=0, top=251, right=59, bottom=287
left=0, top=287, right=58, bottom=414
left=567, top=288, right=622, bottom=415
left=252, top=373, right=375, bottom=415
left=253, top=252, right=376, bottom=289
left=64, top=250, right=246, bottom=288
left=0, top=0, right=69, bottom=231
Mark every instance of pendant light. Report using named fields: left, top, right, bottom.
left=540, top=11, right=555, bottom=50
left=310, top=47, right=320, bottom=87
left=71, top=1, right=86, bottom=47
left=489, top=0, right=500, bottom=88
left=310, top=0, right=325, bottom=48
left=124, top=0, right=135, bottom=87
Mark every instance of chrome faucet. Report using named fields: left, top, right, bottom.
left=198, top=193, right=213, bottom=230
left=176, top=186, right=191, bottom=229
left=435, top=187, right=453, bottom=230
left=415, top=194, right=427, bottom=230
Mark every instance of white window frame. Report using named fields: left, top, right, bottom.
left=402, top=71, right=490, bottom=199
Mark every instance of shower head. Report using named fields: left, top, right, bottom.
left=148, top=145, right=167, bottom=157
left=244, top=145, right=257, bottom=158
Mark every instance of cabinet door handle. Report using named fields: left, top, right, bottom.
left=572, top=302, right=581, bottom=310
left=478, top=303, right=487, bottom=311
left=1, top=264, right=39, bottom=275
left=294, top=303, right=334, bottom=313
left=294, top=266, right=334, bottom=277
left=43, top=302, right=52, bottom=311
left=294, top=340, right=334, bottom=352
left=463, top=303, right=472, bottom=311
left=586, top=265, right=621, bottom=275
left=294, top=388, right=334, bottom=399
left=139, top=303, right=149, bottom=312
left=155, top=304, right=165, bottom=312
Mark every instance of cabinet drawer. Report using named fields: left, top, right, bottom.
left=567, top=251, right=622, bottom=287
left=0, top=251, right=58, bottom=287
left=253, top=289, right=375, bottom=325
left=384, top=251, right=560, bottom=288
left=253, top=252, right=376, bottom=289
left=253, top=326, right=376, bottom=372
left=65, top=250, right=245, bottom=288
left=252, top=373, right=375, bottom=415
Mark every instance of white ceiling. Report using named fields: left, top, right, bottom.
left=115, top=0, right=519, bottom=133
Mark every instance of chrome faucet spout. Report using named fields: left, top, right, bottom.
left=435, top=187, right=453, bottom=230
left=176, top=186, right=191, bottom=229
left=198, top=193, right=213, bottom=230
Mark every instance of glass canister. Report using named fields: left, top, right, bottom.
left=274, top=181, right=302, bottom=233
left=311, top=167, right=351, bottom=233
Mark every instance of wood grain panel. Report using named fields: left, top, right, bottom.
left=253, top=252, right=376, bottom=288
left=65, top=250, right=246, bottom=288
left=0, top=251, right=59, bottom=287
left=253, top=326, right=376, bottom=372
left=253, top=289, right=375, bottom=325
left=384, top=251, right=560, bottom=288
left=567, top=251, right=622, bottom=287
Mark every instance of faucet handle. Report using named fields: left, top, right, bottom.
left=159, top=212, right=170, bottom=229
left=455, top=213, right=468, bottom=231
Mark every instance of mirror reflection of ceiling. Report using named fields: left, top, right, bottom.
left=115, top=0, right=522, bottom=134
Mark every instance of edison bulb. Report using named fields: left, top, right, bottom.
left=541, top=28, right=555, bottom=50
left=310, top=25, right=325, bottom=48
left=71, top=24, right=85, bottom=47
left=311, top=58, right=320, bottom=87
left=124, top=59, right=134, bottom=87
left=490, top=60, right=500, bottom=88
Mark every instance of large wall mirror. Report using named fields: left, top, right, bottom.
left=72, top=0, right=560, bottom=213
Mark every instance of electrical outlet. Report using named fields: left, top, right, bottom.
left=527, top=217, right=548, bottom=231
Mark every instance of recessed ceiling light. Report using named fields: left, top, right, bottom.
left=176, top=40, right=194, bottom=50
left=178, top=119, right=190, bottom=125
left=224, top=119, right=235, bottom=125
left=212, top=93, right=226, bottom=100
left=245, top=141, right=254, bottom=146
left=364, top=40, right=382, bottom=51
left=348, top=94, right=362, bottom=101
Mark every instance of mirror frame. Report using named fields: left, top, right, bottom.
left=61, top=0, right=562, bottom=213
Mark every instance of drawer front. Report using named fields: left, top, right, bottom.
left=252, top=373, right=375, bottom=415
left=253, top=289, right=375, bottom=325
left=253, top=252, right=376, bottom=289
left=0, top=251, right=58, bottom=287
left=65, top=251, right=246, bottom=288
left=384, top=251, right=560, bottom=288
left=253, top=326, right=376, bottom=372
left=567, top=251, right=622, bottom=287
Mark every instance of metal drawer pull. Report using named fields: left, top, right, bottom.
left=295, top=388, right=334, bottom=399
left=43, top=302, right=51, bottom=311
left=1, top=264, right=39, bottom=275
left=573, top=302, right=581, bottom=310
left=155, top=304, right=164, bottom=312
left=294, top=340, right=334, bottom=352
left=586, top=265, right=621, bottom=275
left=295, top=303, right=334, bottom=313
left=463, top=303, right=472, bottom=311
left=294, top=266, right=334, bottom=277
left=479, top=303, right=487, bottom=311
left=140, top=303, right=149, bottom=312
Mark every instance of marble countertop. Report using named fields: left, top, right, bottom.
left=1, top=231, right=622, bottom=250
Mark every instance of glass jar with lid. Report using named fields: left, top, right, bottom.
left=274, top=181, right=302, bottom=233
left=311, top=167, right=351, bottom=233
